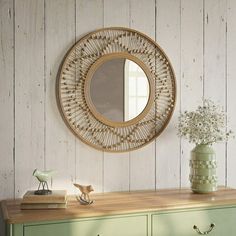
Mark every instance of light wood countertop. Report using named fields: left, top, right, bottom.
left=2, top=188, right=236, bottom=224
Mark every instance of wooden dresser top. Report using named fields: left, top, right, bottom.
left=2, top=188, right=236, bottom=224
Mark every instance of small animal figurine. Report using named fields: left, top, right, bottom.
left=74, top=183, right=94, bottom=205
left=33, top=169, right=55, bottom=195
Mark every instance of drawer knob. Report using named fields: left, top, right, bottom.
left=193, top=223, right=215, bottom=235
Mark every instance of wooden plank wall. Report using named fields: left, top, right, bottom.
left=0, top=0, right=14, bottom=199
left=204, top=0, right=227, bottom=186
left=155, top=0, right=181, bottom=189
left=129, top=0, right=156, bottom=191
left=180, top=0, right=204, bottom=187
left=103, top=0, right=130, bottom=192
left=45, top=0, right=76, bottom=194
left=75, top=0, right=104, bottom=193
left=14, top=0, right=45, bottom=197
left=1, top=0, right=236, bottom=202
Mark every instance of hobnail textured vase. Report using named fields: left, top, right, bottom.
left=189, top=144, right=217, bottom=193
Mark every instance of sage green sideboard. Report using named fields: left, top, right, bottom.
left=23, top=215, right=148, bottom=236
left=2, top=188, right=236, bottom=236
left=153, top=207, right=236, bottom=235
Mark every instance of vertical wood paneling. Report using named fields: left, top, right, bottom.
left=204, top=0, right=227, bottom=186
left=129, top=0, right=156, bottom=191
left=103, top=153, right=129, bottom=192
left=75, top=0, right=104, bottom=193
left=104, top=0, right=129, bottom=27
left=1, top=0, right=236, bottom=203
left=103, top=0, right=130, bottom=192
left=129, top=143, right=155, bottom=190
left=45, top=0, right=76, bottom=193
left=155, top=0, right=181, bottom=189
left=14, top=0, right=45, bottom=197
left=0, top=0, right=14, bottom=199
left=180, top=0, right=204, bottom=187
left=227, top=0, right=236, bottom=188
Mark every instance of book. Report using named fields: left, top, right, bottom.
left=21, top=202, right=67, bottom=210
left=22, top=190, right=67, bottom=204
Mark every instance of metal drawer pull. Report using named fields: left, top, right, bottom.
left=193, top=223, right=215, bottom=235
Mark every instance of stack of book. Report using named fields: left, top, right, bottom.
left=21, top=190, right=67, bottom=210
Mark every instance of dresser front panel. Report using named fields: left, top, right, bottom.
left=24, top=215, right=148, bottom=236
left=152, top=207, right=236, bottom=236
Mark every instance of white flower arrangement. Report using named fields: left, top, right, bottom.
left=178, top=99, right=233, bottom=145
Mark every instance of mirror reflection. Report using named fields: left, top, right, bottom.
left=90, top=58, right=149, bottom=122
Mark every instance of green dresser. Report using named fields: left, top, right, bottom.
left=2, top=188, right=236, bottom=236
left=153, top=207, right=236, bottom=236
left=24, top=215, right=148, bottom=236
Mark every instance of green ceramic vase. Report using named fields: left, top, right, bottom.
left=189, top=144, right=217, bottom=193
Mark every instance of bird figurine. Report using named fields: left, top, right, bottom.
left=74, top=183, right=94, bottom=205
left=33, top=169, right=55, bottom=195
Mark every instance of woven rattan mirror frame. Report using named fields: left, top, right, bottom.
left=57, top=27, right=176, bottom=152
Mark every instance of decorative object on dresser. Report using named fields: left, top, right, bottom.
left=56, top=27, right=176, bottom=152
left=178, top=99, right=233, bottom=193
left=74, top=183, right=94, bottom=205
left=2, top=188, right=236, bottom=236
left=21, top=190, right=67, bottom=209
left=33, top=169, right=55, bottom=195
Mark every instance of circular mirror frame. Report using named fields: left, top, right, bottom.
left=57, top=27, right=176, bottom=152
left=85, top=53, right=155, bottom=127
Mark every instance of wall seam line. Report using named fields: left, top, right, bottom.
left=154, top=0, right=157, bottom=191
left=203, top=0, right=205, bottom=100
left=225, top=0, right=228, bottom=187
left=179, top=0, right=182, bottom=189
left=13, top=0, right=16, bottom=199
left=43, top=0, right=46, bottom=171
left=128, top=0, right=131, bottom=192
left=74, top=0, right=77, bottom=185
left=102, top=0, right=105, bottom=193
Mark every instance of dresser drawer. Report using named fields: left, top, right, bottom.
left=152, top=207, right=236, bottom=236
left=24, top=215, right=147, bottom=236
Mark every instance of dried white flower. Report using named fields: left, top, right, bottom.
left=178, top=99, right=233, bottom=145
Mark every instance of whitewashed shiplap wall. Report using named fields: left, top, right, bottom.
left=1, top=0, right=236, bottom=201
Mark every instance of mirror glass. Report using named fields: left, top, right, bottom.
left=90, top=58, right=150, bottom=122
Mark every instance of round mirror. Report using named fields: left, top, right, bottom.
left=90, top=58, right=149, bottom=123
left=85, top=53, right=155, bottom=127
left=57, top=27, right=176, bottom=152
